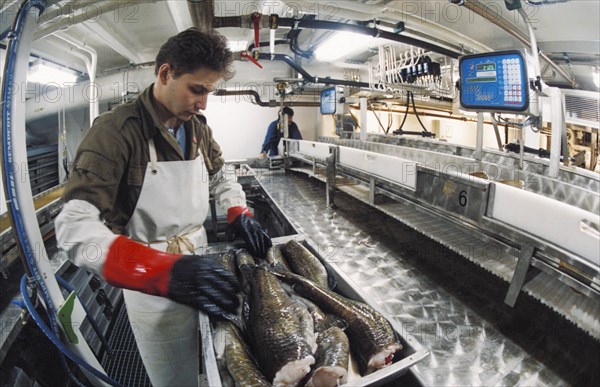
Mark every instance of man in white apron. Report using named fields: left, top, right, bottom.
left=55, top=28, right=271, bottom=386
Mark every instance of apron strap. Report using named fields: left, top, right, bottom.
left=148, top=138, right=158, bottom=174
left=134, top=225, right=205, bottom=255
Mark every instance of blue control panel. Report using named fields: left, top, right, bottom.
left=320, top=87, right=337, bottom=115
left=459, top=50, right=529, bottom=112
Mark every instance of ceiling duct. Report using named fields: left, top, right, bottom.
left=188, top=0, right=214, bottom=32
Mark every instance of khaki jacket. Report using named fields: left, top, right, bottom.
left=63, top=84, right=230, bottom=231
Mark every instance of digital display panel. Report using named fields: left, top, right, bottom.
left=476, top=63, right=496, bottom=71
left=459, top=50, right=529, bottom=113
left=320, top=87, right=337, bottom=115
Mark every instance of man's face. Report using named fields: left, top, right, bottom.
left=287, top=115, right=293, bottom=124
left=161, top=65, right=221, bottom=122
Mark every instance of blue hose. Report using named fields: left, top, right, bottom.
left=21, top=275, right=123, bottom=386
left=2, top=1, right=116, bottom=386
left=1, top=0, right=53, bottom=321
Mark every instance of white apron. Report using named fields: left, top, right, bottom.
left=123, top=138, right=209, bottom=387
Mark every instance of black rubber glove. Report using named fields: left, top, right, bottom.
left=228, top=214, right=272, bottom=258
left=168, top=255, right=240, bottom=319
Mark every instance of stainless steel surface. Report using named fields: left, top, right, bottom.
left=257, top=170, right=599, bottom=386
left=287, top=149, right=600, bottom=337
left=415, top=167, right=489, bottom=224
left=307, top=137, right=599, bottom=316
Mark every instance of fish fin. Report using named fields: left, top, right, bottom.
left=323, top=261, right=338, bottom=290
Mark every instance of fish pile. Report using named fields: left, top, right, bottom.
left=213, top=240, right=403, bottom=387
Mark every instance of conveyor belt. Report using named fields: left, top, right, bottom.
left=288, top=165, right=600, bottom=339
left=259, top=170, right=599, bottom=386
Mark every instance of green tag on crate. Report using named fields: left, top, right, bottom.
left=57, top=291, right=79, bottom=344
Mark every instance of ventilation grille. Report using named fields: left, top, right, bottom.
left=564, top=90, right=600, bottom=128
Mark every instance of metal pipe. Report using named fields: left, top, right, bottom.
left=212, top=15, right=247, bottom=29
left=256, top=53, right=370, bottom=88
left=214, top=15, right=461, bottom=59
left=33, top=1, right=159, bottom=40
left=464, top=0, right=576, bottom=87
left=518, top=7, right=541, bottom=78
left=360, top=97, right=368, bottom=140
left=476, top=112, right=484, bottom=160
left=188, top=0, right=214, bottom=32
left=277, top=18, right=461, bottom=59
left=213, top=89, right=320, bottom=107
left=54, top=32, right=99, bottom=125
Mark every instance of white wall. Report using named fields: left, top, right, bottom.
left=204, top=95, right=320, bottom=160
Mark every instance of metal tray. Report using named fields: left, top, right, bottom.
left=198, top=236, right=430, bottom=386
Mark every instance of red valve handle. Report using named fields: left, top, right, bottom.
left=251, top=12, right=261, bottom=50
left=241, top=51, right=263, bottom=69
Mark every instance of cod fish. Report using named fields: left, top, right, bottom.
left=217, top=249, right=237, bottom=274
left=274, top=270, right=402, bottom=374
left=291, top=294, right=347, bottom=333
left=305, top=327, right=350, bottom=387
left=282, top=240, right=329, bottom=288
left=266, top=245, right=292, bottom=271
left=235, top=249, right=256, bottom=295
left=246, top=266, right=316, bottom=386
left=215, top=321, right=271, bottom=387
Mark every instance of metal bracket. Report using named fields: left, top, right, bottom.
left=326, top=148, right=337, bottom=208
left=504, top=243, right=535, bottom=307
left=369, top=177, right=376, bottom=205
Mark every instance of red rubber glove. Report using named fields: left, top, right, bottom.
left=103, top=236, right=240, bottom=318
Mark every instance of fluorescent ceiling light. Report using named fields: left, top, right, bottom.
left=27, top=62, right=78, bottom=86
left=314, top=31, right=375, bottom=62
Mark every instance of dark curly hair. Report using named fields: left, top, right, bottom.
left=155, top=28, right=234, bottom=80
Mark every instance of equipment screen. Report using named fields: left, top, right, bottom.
left=459, top=50, right=529, bottom=112
left=320, top=87, right=336, bottom=115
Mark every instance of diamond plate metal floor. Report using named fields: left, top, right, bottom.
left=258, top=169, right=600, bottom=386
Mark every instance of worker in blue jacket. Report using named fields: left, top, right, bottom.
left=260, top=106, right=302, bottom=157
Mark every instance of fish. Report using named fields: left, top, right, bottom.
left=245, top=266, right=316, bottom=386
left=305, top=326, right=350, bottom=387
left=291, top=294, right=348, bottom=333
left=235, top=249, right=256, bottom=295
left=282, top=240, right=329, bottom=288
left=273, top=270, right=402, bottom=374
left=214, top=321, right=270, bottom=387
left=217, top=249, right=237, bottom=274
left=266, top=245, right=292, bottom=271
